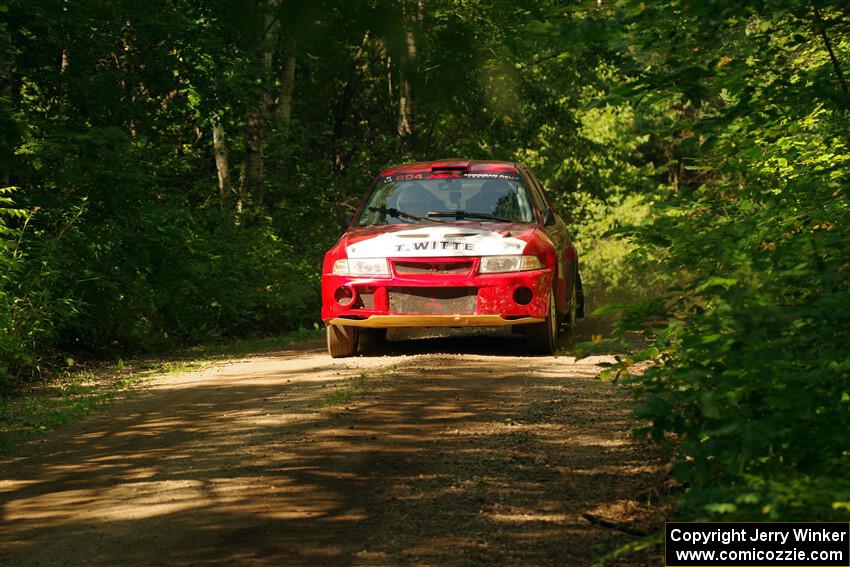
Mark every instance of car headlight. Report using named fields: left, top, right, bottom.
left=332, top=258, right=389, bottom=276
left=479, top=255, right=543, bottom=273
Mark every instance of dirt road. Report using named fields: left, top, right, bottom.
left=0, top=329, right=668, bottom=566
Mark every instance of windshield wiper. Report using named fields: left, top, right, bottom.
left=427, top=210, right=512, bottom=223
left=367, top=206, right=445, bottom=223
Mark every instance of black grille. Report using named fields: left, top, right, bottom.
left=389, top=287, right=478, bottom=314
left=394, top=261, right=472, bottom=275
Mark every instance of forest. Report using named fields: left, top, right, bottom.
left=1, top=0, right=849, bottom=525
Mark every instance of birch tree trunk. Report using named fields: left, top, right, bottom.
left=396, top=31, right=416, bottom=141
left=212, top=116, right=232, bottom=210
left=57, top=47, right=69, bottom=123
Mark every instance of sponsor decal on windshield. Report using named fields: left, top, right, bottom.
left=387, top=172, right=521, bottom=183
left=463, top=173, right=521, bottom=180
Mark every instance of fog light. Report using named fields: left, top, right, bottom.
left=334, top=286, right=355, bottom=306
left=513, top=286, right=533, bottom=305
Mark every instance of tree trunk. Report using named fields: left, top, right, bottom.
left=0, top=23, right=14, bottom=186
left=386, top=54, right=393, bottom=114
left=240, top=0, right=278, bottom=210
left=396, top=1, right=423, bottom=147
left=813, top=4, right=849, bottom=106
left=330, top=32, right=371, bottom=173
left=57, top=47, right=69, bottom=122
left=212, top=116, right=232, bottom=210
left=241, top=110, right=264, bottom=208
left=278, top=36, right=296, bottom=128
left=396, top=31, right=416, bottom=142
left=263, top=0, right=279, bottom=115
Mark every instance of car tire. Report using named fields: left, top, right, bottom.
left=327, top=324, right=358, bottom=358
left=526, top=290, right=558, bottom=355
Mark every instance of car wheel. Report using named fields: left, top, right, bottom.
left=327, top=324, right=358, bottom=358
left=526, top=290, right=558, bottom=355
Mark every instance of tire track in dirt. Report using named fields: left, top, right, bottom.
left=0, top=331, right=668, bottom=566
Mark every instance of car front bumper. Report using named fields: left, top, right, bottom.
left=325, top=314, right=545, bottom=328
left=321, top=258, right=553, bottom=328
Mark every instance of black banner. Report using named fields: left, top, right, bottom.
left=666, top=522, right=850, bottom=566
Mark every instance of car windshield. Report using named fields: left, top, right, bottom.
left=356, top=171, right=535, bottom=226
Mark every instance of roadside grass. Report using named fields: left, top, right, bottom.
left=0, top=369, right=148, bottom=454
left=154, top=360, right=208, bottom=374
left=598, top=532, right=663, bottom=566
left=321, top=372, right=371, bottom=406
left=0, top=327, right=323, bottom=454
left=320, top=362, right=406, bottom=407
left=149, top=328, right=323, bottom=375
left=191, top=327, right=321, bottom=358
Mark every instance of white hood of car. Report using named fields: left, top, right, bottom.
left=346, top=226, right=528, bottom=258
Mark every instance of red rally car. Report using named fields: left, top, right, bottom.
left=321, top=159, right=584, bottom=357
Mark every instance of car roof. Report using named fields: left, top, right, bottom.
left=380, top=159, right=520, bottom=176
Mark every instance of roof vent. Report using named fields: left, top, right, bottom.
left=430, top=159, right=470, bottom=172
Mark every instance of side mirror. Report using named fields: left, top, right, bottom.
left=342, top=211, right=354, bottom=226
left=542, top=208, right=556, bottom=226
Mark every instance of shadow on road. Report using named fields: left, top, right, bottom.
left=0, top=325, right=665, bottom=567
left=359, top=316, right=620, bottom=358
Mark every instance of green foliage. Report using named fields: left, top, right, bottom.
left=0, top=186, right=43, bottom=391
left=50, top=206, right=319, bottom=350
left=568, top=191, right=660, bottom=311
left=3, top=0, right=847, bottom=529
left=601, top=0, right=850, bottom=521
